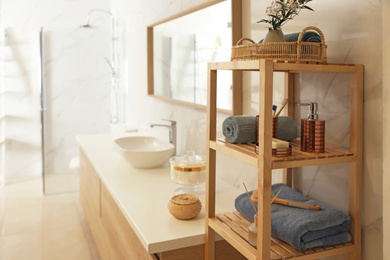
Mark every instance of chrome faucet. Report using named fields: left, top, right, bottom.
left=150, top=119, right=177, bottom=155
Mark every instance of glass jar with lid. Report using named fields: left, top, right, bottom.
left=169, top=151, right=206, bottom=196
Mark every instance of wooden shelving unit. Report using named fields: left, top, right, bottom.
left=205, top=60, right=363, bottom=260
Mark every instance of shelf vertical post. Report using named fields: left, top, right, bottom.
left=205, top=64, right=217, bottom=260
left=231, top=0, right=243, bottom=115
left=283, top=72, right=295, bottom=187
left=348, top=65, right=364, bottom=260
left=257, top=59, right=274, bottom=260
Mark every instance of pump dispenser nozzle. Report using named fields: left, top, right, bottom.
left=299, top=102, right=319, bottom=120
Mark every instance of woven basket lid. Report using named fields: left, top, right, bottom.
left=170, top=194, right=199, bottom=205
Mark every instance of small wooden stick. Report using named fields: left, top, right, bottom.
left=250, top=186, right=284, bottom=204
left=271, top=186, right=284, bottom=204
left=243, top=183, right=258, bottom=214
left=275, top=99, right=288, bottom=117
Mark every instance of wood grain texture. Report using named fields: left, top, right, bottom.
left=100, top=183, right=156, bottom=260
left=158, top=240, right=245, bottom=260
left=79, top=150, right=120, bottom=260
left=257, top=59, right=274, bottom=260
left=205, top=65, right=218, bottom=260
left=283, top=72, right=295, bottom=187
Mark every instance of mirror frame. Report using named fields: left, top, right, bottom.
left=147, top=0, right=242, bottom=115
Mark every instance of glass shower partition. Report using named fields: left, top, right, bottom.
left=40, top=27, right=111, bottom=194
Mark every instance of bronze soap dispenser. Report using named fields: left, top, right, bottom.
left=299, top=102, right=325, bottom=153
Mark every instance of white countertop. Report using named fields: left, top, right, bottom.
left=77, top=134, right=243, bottom=254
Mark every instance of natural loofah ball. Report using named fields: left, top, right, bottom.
left=168, top=194, right=202, bottom=220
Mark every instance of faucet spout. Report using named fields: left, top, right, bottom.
left=150, top=119, right=177, bottom=155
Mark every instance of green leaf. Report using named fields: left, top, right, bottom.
left=257, top=19, right=270, bottom=23
left=301, top=5, right=314, bottom=11
left=268, top=14, right=279, bottom=19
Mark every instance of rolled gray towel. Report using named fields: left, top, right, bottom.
left=259, top=31, right=321, bottom=43
left=222, top=116, right=257, bottom=144
left=278, top=116, right=298, bottom=141
left=223, top=116, right=298, bottom=144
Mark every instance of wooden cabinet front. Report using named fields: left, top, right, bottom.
left=100, top=183, right=157, bottom=260
left=79, top=150, right=120, bottom=260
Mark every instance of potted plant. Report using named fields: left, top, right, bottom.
left=258, top=0, right=314, bottom=43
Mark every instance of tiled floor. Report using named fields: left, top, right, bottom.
left=0, top=176, right=100, bottom=260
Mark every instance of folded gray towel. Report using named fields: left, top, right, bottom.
left=222, top=116, right=257, bottom=144
left=260, top=31, right=321, bottom=43
left=277, top=116, right=298, bottom=141
left=235, top=183, right=352, bottom=250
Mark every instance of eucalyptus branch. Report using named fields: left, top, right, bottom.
left=257, top=0, right=314, bottom=30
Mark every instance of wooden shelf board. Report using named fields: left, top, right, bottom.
left=210, top=139, right=355, bottom=169
left=208, top=60, right=359, bottom=73
left=208, top=211, right=355, bottom=260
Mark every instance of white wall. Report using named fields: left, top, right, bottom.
left=113, top=0, right=383, bottom=259
left=0, top=0, right=110, bottom=179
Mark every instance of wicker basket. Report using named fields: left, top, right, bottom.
left=231, top=26, right=327, bottom=63
left=168, top=194, right=202, bottom=220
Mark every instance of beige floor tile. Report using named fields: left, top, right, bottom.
left=44, top=173, right=79, bottom=194
left=43, top=192, right=77, bottom=208
left=43, top=202, right=81, bottom=230
left=4, top=177, right=42, bottom=198
left=74, top=194, right=87, bottom=222
left=5, top=194, right=43, bottom=209
left=1, top=205, right=43, bottom=236
left=0, top=232, right=42, bottom=260
left=43, top=224, right=92, bottom=260
left=80, top=218, right=100, bottom=258
left=0, top=177, right=99, bottom=259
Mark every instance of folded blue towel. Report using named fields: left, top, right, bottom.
left=222, top=116, right=257, bottom=144
left=260, top=31, right=321, bottom=43
left=235, top=183, right=351, bottom=250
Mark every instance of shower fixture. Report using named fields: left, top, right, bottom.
left=81, top=9, right=118, bottom=124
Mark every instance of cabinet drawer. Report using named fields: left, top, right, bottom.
left=101, top=183, right=157, bottom=260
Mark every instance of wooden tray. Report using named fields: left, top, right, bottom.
left=231, top=26, right=327, bottom=63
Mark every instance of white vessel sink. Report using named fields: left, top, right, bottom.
left=114, top=136, right=174, bottom=169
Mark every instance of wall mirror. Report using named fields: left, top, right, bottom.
left=147, top=0, right=242, bottom=114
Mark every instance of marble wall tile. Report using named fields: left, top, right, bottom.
left=0, top=0, right=110, bottom=179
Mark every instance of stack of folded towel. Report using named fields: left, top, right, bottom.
left=222, top=116, right=298, bottom=144
left=235, top=183, right=352, bottom=250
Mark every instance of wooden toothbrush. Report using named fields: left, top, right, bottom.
left=250, top=189, right=321, bottom=211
